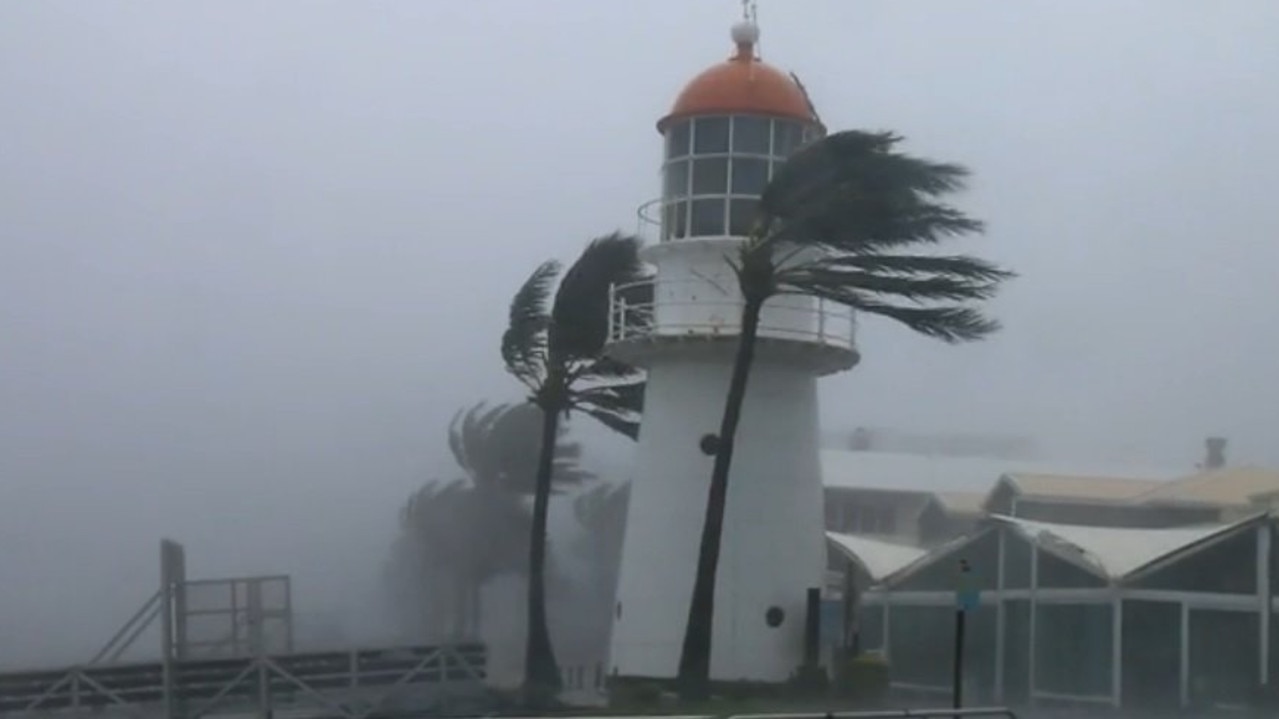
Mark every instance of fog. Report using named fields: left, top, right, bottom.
left=2, top=0, right=1278, bottom=670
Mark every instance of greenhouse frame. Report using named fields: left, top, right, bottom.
left=841, top=512, right=1278, bottom=711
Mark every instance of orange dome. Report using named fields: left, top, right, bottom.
left=657, top=23, right=816, bottom=132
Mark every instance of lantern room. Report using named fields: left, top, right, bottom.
left=655, top=21, right=824, bottom=242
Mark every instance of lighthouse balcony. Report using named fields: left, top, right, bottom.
left=606, top=277, right=859, bottom=375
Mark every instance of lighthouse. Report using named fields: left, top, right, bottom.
left=606, top=14, right=860, bottom=682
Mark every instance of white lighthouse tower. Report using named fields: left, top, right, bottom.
left=606, top=14, right=859, bottom=682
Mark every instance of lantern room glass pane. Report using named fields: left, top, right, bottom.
left=664, top=201, right=688, bottom=241
left=773, top=120, right=805, bottom=158
left=732, top=116, right=772, bottom=154
left=666, top=120, right=691, bottom=159
left=691, top=158, right=728, bottom=195
left=690, top=198, right=726, bottom=236
left=693, top=116, right=730, bottom=154
left=729, top=198, right=759, bottom=237
left=730, top=158, right=770, bottom=196
left=664, top=160, right=689, bottom=198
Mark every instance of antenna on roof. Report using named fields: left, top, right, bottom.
left=751, top=1, right=761, bottom=56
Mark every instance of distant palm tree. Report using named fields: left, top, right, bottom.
left=387, top=402, right=590, bottom=639
left=502, top=232, right=647, bottom=701
left=448, top=401, right=592, bottom=497
left=676, top=130, right=1014, bottom=699
left=388, top=480, right=484, bottom=637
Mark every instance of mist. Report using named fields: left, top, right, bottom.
left=2, top=0, right=1278, bottom=671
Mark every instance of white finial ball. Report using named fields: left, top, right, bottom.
left=730, top=20, right=759, bottom=46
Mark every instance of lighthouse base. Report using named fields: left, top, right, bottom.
left=609, top=355, right=826, bottom=683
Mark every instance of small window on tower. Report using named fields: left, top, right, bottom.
left=732, top=116, right=772, bottom=155
left=728, top=198, right=760, bottom=237
left=666, top=120, right=691, bottom=159
left=691, top=158, right=728, bottom=195
left=730, top=158, right=770, bottom=196
left=664, top=161, right=689, bottom=198
left=664, top=201, right=688, bottom=241
left=772, top=121, right=805, bottom=158
left=693, top=116, right=730, bottom=154
left=689, top=198, right=726, bottom=237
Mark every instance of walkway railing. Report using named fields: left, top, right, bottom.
left=0, top=642, right=487, bottom=719
left=607, top=278, right=855, bottom=354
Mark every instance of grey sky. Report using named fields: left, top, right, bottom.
left=2, top=0, right=1277, bottom=666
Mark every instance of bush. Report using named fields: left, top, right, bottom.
left=831, top=650, right=890, bottom=705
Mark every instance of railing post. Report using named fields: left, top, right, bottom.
left=607, top=283, right=616, bottom=341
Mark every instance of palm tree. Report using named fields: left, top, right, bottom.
left=386, top=402, right=590, bottom=639
left=388, top=480, right=486, bottom=637
left=501, top=232, right=648, bottom=701
left=676, top=130, right=1014, bottom=698
left=448, top=401, right=592, bottom=496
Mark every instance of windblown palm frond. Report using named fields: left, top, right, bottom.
left=447, top=403, right=507, bottom=481
left=570, top=376, right=645, bottom=440
left=746, top=129, right=1014, bottom=343
left=447, top=401, right=593, bottom=494
left=550, top=232, right=646, bottom=362
left=502, top=232, right=649, bottom=419
left=502, top=260, right=559, bottom=391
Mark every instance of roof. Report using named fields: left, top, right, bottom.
left=826, top=531, right=927, bottom=582
left=822, top=449, right=1029, bottom=495
left=931, top=491, right=988, bottom=516
left=1000, top=472, right=1165, bottom=502
left=880, top=513, right=1268, bottom=588
left=991, top=514, right=1263, bottom=581
left=1135, top=466, right=1279, bottom=508
left=821, top=449, right=1172, bottom=495
left=658, top=22, right=816, bottom=131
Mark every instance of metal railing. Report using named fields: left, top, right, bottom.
left=636, top=197, right=664, bottom=236
left=607, top=278, right=855, bottom=352
left=0, top=643, right=487, bottom=719
left=88, top=589, right=163, bottom=665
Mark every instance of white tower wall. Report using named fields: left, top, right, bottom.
left=610, top=353, right=827, bottom=681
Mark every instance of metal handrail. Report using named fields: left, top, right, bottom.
left=636, top=197, right=664, bottom=228
left=88, top=589, right=163, bottom=664
left=607, top=278, right=854, bottom=349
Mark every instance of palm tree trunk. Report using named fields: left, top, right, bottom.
left=676, top=295, right=765, bottom=701
left=522, top=403, right=563, bottom=703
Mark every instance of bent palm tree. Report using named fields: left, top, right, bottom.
left=502, top=232, right=648, bottom=701
left=676, top=130, right=1015, bottom=698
